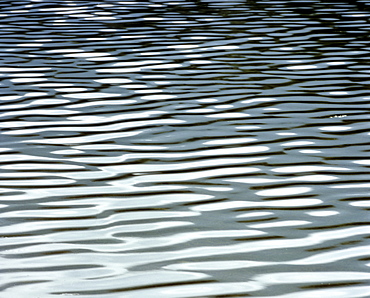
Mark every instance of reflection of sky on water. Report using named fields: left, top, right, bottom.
left=1, top=0, right=370, bottom=297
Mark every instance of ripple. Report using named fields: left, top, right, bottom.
left=141, top=94, right=177, bottom=100
left=256, top=187, right=312, bottom=197
left=61, top=92, right=121, bottom=99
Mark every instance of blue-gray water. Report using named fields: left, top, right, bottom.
left=1, top=0, right=370, bottom=297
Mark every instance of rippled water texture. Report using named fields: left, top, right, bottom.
left=1, top=0, right=370, bottom=297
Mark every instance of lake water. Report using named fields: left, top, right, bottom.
left=1, top=0, right=370, bottom=297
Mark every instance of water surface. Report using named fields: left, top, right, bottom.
left=1, top=0, right=370, bottom=297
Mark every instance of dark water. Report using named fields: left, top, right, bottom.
left=1, top=0, right=370, bottom=297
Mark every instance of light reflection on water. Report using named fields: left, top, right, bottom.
left=1, top=0, right=370, bottom=297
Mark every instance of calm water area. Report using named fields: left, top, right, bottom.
left=1, top=0, right=370, bottom=297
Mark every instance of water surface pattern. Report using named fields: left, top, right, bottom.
left=1, top=0, right=370, bottom=297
